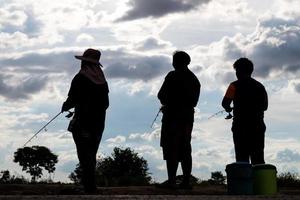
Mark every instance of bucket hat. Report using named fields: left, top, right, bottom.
left=75, top=48, right=103, bottom=67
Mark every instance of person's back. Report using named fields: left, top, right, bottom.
left=69, top=73, right=109, bottom=131
left=222, top=57, right=268, bottom=164
left=231, top=78, right=267, bottom=122
left=158, top=68, right=200, bottom=122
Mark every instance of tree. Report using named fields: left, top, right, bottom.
left=69, top=147, right=152, bottom=186
left=69, top=163, right=83, bottom=184
left=13, top=146, right=58, bottom=182
left=208, top=171, right=226, bottom=185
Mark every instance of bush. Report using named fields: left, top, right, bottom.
left=277, top=172, right=300, bottom=187
left=0, top=170, right=29, bottom=184
left=70, top=147, right=152, bottom=186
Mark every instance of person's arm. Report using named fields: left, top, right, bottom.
left=222, top=83, right=235, bottom=112
left=62, top=75, right=81, bottom=112
left=103, top=82, right=109, bottom=110
left=158, top=73, right=171, bottom=106
left=262, top=86, right=268, bottom=111
left=191, top=79, right=201, bottom=107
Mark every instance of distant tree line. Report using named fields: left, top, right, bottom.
left=2, top=145, right=300, bottom=187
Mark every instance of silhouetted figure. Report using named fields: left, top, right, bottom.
left=158, top=51, right=200, bottom=189
left=62, top=49, right=109, bottom=193
left=222, top=58, right=268, bottom=164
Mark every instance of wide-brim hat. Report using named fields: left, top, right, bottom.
left=75, top=48, right=103, bottom=67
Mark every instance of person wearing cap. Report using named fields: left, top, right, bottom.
left=157, top=51, right=200, bottom=189
left=62, top=48, right=109, bottom=193
left=222, top=58, right=268, bottom=164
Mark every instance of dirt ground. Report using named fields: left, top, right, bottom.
left=0, top=195, right=299, bottom=200
left=0, top=184, right=299, bottom=199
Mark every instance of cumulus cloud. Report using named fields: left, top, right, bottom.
left=117, top=0, right=211, bottom=21
left=128, top=130, right=160, bottom=142
left=222, top=16, right=300, bottom=78
left=76, top=33, right=95, bottom=43
left=135, top=37, right=171, bottom=51
left=276, top=149, right=300, bottom=163
left=0, top=7, right=27, bottom=29
left=105, top=135, right=126, bottom=144
left=295, top=83, right=300, bottom=93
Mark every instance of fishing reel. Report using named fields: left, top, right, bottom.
left=65, top=111, right=74, bottom=118
left=225, top=112, right=233, bottom=120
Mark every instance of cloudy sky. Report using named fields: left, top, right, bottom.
left=0, top=0, right=300, bottom=182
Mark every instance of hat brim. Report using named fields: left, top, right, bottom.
left=75, top=55, right=103, bottom=67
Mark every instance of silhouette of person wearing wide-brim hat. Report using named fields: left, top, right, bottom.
left=62, top=48, right=109, bottom=193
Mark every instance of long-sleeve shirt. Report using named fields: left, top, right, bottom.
left=64, top=73, right=109, bottom=131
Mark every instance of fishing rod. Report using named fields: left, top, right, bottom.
left=150, top=108, right=232, bottom=129
left=150, top=107, right=162, bottom=128
left=23, top=111, right=63, bottom=147
left=208, top=109, right=232, bottom=120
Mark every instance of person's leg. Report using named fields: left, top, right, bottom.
left=72, top=131, right=90, bottom=190
left=181, top=123, right=193, bottom=186
left=232, top=122, right=250, bottom=163
left=166, top=158, right=179, bottom=184
left=181, top=154, right=192, bottom=184
left=161, top=121, right=179, bottom=186
left=233, top=135, right=250, bottom=162
left=72, top=129, right=97, bottom=193
left=250, top=120, right=266, bottom=165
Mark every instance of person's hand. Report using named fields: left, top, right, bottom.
left=61, top=102, right=69, bottom=112
left=225, top=107, right=233, bottom=113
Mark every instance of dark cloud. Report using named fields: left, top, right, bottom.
left=117, top=0, right=210, bottom=21
left=276, top=149, right=300, bottom=163
left=0, top=50, right=78, bottom=100
left=103, top=50, right=171, bottom=81
left=0, top=50, right=79, bottom=74
left=284, top=64, right=300, bottom=73
left=1, top=49, right=171, bottom=81
left=223, top=16, right=300, bottom=78
left=0, top=73, right=48, bottom=100
left=0, top=48, right=172, bottom=99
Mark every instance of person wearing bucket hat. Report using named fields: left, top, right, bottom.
left=62, top=48, right=109, bottom=194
